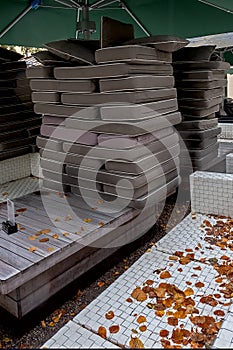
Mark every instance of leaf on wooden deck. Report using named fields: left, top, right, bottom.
left=16, top=208, right=27, bottom=213
left=98, top=222, right=105, bottom=227
left=52, top=234, right=58, bottom=239
left=39, top=238, right=49, bottom=243
left=63, top=232, right=70, bottom=236
left=64, top=214, right=73, bottom=221
left=48, top=247, right=54, bottom=252
left=83, top=218, right=92, bottom=223
left=2, top=192, right=8, bottom=196
left=28, top=247, right=36, bottom=252
left=28, top=235, right=37, bottom=241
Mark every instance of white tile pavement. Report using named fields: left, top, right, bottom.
left=41, top=211, right=233, bottom=349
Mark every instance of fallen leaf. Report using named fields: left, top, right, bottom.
left=168, top=317, right=178, bottom=326
left=63, top=232, right=70, bottom=237
left=184, top=287, right=194, bottom=296
left=214, top=310, right=225, bottom=317
left=41, top=320, right=46, bottom=328
left=28, top=247, right=36, bottom=252
left=48, top=247, right=54, bottom=252
left=83, top=218, right=92, bottom=223
left=28, top=235, right=37, bottom=241
left=109, top=325, right=120, bottom=334
left=195, top=282, right=205, bottom=288
left=131, top=329, right=138, bottom=334
left=131, top=287, right=147, bottom=302
left=39, top=238, right=49, bottom=243
left=52, top=234, right=58, bottom=239
left=155, top=310, right=165, bottom=317
left=16, top=208, right=27, bottom=213
left=160, top=329, right=169, bottom=337
left=160, top=271, right=171, bottom=279
left=64, top=214, right=73, bottom=221
left=145, top=279, right=154, bottom=285
left=169, top=255, right=179, bottom=261
left=193, top=266, right=202, bottom=271
left=129, top=337, right=145, bottom=349
left=136, top=316, right=146, bottom=324
left=139, top=325, right=147, bottom=332
left=48, top=322, right=55, bottom=327
left=105, top=311, right=114, bottom=320
left=179, top=256, right=190, bottom=265
left=186, top=281, right=192, bottom=286
left=40, top=229, right=51, bottom=234
left=126, top=298, right=133, bottom=303
left=98, top=326, right=107, bottom=339
left=97, top=281, right=105, bottom=287
left=98, top=222, right=105, bottom=227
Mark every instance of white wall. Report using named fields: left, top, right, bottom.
left=227, top=74, right=233, bottom=98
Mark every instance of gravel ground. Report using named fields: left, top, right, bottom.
left=0, top=192, right=190, bottom=349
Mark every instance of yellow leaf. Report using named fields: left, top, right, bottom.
left=52, top=234, right=58, bottom=239
left=28, top=235, right=37, bottom=241
left=48, top=247, right=54, bottom=252
left=41, top=320, right=46, bottom=328
left=98, top=326, right=107, bottom=339
left=63, top=232, right=70, bottom=237
left=2, top=192, right=8, bottom=196
left=40, top=229, right=51, bottom=234
left=48, top=322, right=55, bottom=327
left=129, top=337, right=145, bottom=349
left=97, top=281, right=105, bottom=287
left=28, top=247, right=36, bottom=252
left=83, top=218, right=92, bottom=223
left=98, top=222, right=105, bottom=227
left=3, top=338, right=11, bottom=343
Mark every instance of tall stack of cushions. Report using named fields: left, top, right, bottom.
left=0, top=48, right=41, bottom=161
left=173, top=45, right=230, bottom=171
left=28, top=40, right=183, bottom=209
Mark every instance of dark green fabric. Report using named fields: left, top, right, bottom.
left=0, top=0, right=232, bottom=48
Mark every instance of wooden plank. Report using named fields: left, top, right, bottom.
left=0, top=293, right=19, bottom=318
left=0, top=246, right=33, bottom=271
left=0, top=260, right=20, bottom=282
left=0, top=237, right=41, bottom=263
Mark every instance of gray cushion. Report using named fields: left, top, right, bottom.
left=40, top=125, right=98, bottom=145
left=0, top=47, right=23, bottom=62
left=62, top=88, right=177, bottom=105
left=0, top=146, right=32, bottom=161
left=175, top=118, right=218, bottom=130
left=178, top=96, right=222, bottom=109
left=43, top=115, right=65, bottom=125
left=26, top=66, right=54, bottom=79
left=101, top=16, right=134, bottom=48
left=32, top=91, right=60, bottom=104
left=123, top=35, right=189, bottom=52
left=0, top=116, right=41, bottom=133
left=95, top=45, right=172, bottom=64
left=100, top=99, right=178, bottom=121
left=183, top=142, right=218, bottom=158
left=179, top=126, right=221, bottom=140
left=183, top=136, right=218, bottom=150
left=173, top=45, right=216, bottom=62
left=54, top=62, right=173, bottom=79
left=0, top=136, right=37, bottom=151
left=99, top=75, right=174, bottom=92
left=34, top=103, right=99, bottom=119
left=177, top=87, right=224, bottom=100
left=175, top=79, right=227, bottom=89
left=180, top=105, right=220, bottom=117
left=44, top=39, right=98, bottom=65
left=32, top=51, right=69, bottom=65
left=174, top=70, right=225, bottom=81
left=36, top=136, right=63, bottom=152
left=65, top=111, right=182, bottom=136
left=173, top=61, right=230, bottom=70
left=0, top=61, right=26, bottom=71
left=30, top=79, right=96, bottom=93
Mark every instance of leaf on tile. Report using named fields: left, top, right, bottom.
left=131, top=287, right=147, bottom=302
left=98, top=326, right=107, bottom=339
left=195, top=282, right=205, bottom=288
left=213, top=310, right=225, bottom=317
left=105, top=311, right=114, bottom=320
left=139, top=325, right=147, bottom=332
left=129, top=336, right=145, bottom=349
left=160, top=329, right=169, bottom=337
left=167, top=317, right=178, bottom=326
left=109, top=325, right=119, bottom=334
left=160, top=270, right=171, bottom=279
left=136, top=316, right=146, bottom=324
left=184, top=287, right=194, bottom=296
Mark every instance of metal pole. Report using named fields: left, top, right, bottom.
left=0, top=5, right=33, bottom=39
left=82, top=0, right=90, bottom=40
left=53, top=0, right=75, bottom=8
left=120, top=0, right=151, bottom=36
left=76, top=7, right=81, bottom=38
left=197, top=0, right=233, bottom=14
left=90, top=0, right=120, bottom=9
left=91, top=0, right=114, bottom=9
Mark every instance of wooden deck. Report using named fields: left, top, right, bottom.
left=0, top=190, right=157, bottom=318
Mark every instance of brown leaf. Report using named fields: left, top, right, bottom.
left=155, top=310, right=165, bottom=317
left=48, top=247, right=54, bottom=252
left=220, top=255, right=230, bottom=261
left=160, top=270, right=171, bottom=279
left=2, top=191, right=8, bottom=196
left=193, top=266, right=202, bottom=271
left=139, top=325, right=147, bottom=332
left=160, top=329, right=169, bottom=337
left=39, top=238, right=49, bottom=243
left=168, top=317, right=178, bottom=326
left=136, top=316, right=146, bottom=324
left=98, top=222, right=105, bottom=227
left=52, top=234, right=58, bottom=239
left=129, top=337, right=145, bottom=349
left=98, top=326, right=107, bottom=339
left=16, top=208, right=27, bottom=213
left=131, top=287, right=147, bottom=302
left=214, top=310, right=225, bottom=317
left=48, top=322, right=55, bottom=327
left=145, top=279, right=154, bottom=285
left=28, top=235, right=37, bottom=241
left=169, top=255, right=179, bottom=261
left=126, top=298, right=133, bottom=303
left=179, top=256, right=190, bottom=265
left=186, top=281, right=192, bottom=286
left=105, top=311, right=114, bottom=320
left=109, top=325, right=119, bottom=334
left=195, top=282, right=205, bottom=288
left=83, top=218, right=92, bottom=223
left=28, top=247, right=36, bottom=252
